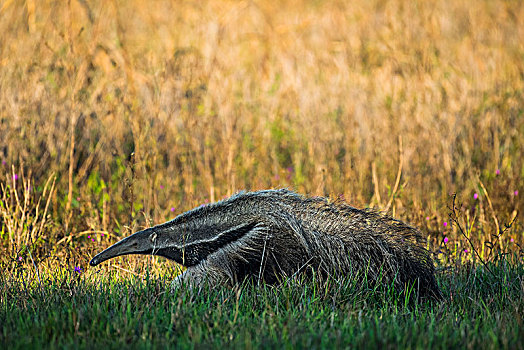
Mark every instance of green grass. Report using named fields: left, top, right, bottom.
left=2, top=261, right=523, bottom=349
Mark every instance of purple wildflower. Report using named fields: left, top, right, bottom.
left=443, top=222, right=448, bottom=227
left=510, top=238, right=514, bottom=242
left=464, top=249, right=469, bottom=253
left=74, top=266, right=82, bottom=274
left=170, top=207, right=175, bottom=212
left=18, top=256, right=22, bottom=261
left=514, top=190, right=518, bottom=196
left=425, top=216, right=430, bottom=220
left=473, top=193, right=478, bottom=200
left=1, top=160, right=5, bottom=166
left=286, top=167, right=294, bottom=181
left=160, top=185, right=164, bottom=189
left=496, top=169, right=500, bottom=175
left=13, top=174, right=18, bottom=181
left=443, top=237, right=449, bottom=244
left=88, top=235, right=91, bottom=239
left=101, top=233, right=104, bottom=237
left=91, top=238, right=95, bottom=242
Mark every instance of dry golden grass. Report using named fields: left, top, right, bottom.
left=0, top=0, right=522, bottom=271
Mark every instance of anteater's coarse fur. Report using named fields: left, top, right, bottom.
left=90, top=189, right=442, bottom=299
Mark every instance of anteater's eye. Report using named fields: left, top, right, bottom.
left=150, top=233, right=157, bottom=243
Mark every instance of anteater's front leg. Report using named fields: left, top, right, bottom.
left=170, top=248, right=243, bottom=291
left=170, top=263, right=228, bottom=291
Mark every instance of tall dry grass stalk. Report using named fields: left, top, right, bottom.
left=0, top=0, right=522, bottom=266
left=0, top=168, right=55, bottom=260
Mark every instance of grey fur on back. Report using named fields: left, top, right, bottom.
left=167, top=189, right=441, bottom=298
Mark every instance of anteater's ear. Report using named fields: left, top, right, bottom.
left=89, top=228, right=155, bottom=266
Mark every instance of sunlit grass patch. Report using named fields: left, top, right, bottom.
left=1, top=260, right=522, bottom=348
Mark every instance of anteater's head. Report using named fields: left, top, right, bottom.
left=89, top=226, right=183, bottom=267
left=89, top=192, right=275, bottom=268
left=90, top=219, right=261, bottom=268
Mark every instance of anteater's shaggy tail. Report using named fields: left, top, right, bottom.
left=90, top=189, right=441, bottom=299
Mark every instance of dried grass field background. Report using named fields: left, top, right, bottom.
left=0, top=0, right=523, bottom=348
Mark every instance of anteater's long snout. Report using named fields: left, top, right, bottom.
left=89, top=228, right=154, bottom=266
